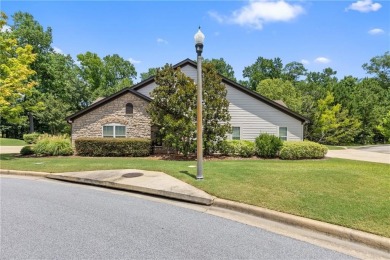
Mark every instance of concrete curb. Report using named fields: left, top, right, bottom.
left=0, top=169, right=48, bottom=177
left=213, top=198, right=390, bottom=253
left=2, top=169, right=389, bottom=254
left=45, top=174, right=214, bottom=206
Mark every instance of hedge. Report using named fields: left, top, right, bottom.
left=75, top=138, right=151, bottom=157
left=279, top=141, right=328, bottom=160
left=219, top=140, right=256, bottom=158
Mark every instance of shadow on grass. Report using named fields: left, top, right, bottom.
left=0, top=154, right=17, bottom=160
left=179, top=170, right=196, bottom=179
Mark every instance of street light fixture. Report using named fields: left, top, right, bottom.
left=194, top=27, right=205, bottom=180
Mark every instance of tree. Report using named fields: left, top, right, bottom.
left=204, top=58, right=236, bottom=81
left=77, top=52, right=137, bottom=99
left=255, top=79, right=302, bottom=112
left=311, top=92, right=360, bottom=144
left=140, top=68, right=158, bottom=81
left=202, top=63, right=231, bottom=155
left=148, top=65, right=197, bottom=156
left=243, top=57, right=283, bottom=90
left=282, top=61, right=307, bottom=82
left=363, top=51, right=390, bottom=89
left=0, top=12, right=37, bottom=124
left=148, top=63, right=231, bottom=156
left=377, top=110, right=390, bottom=142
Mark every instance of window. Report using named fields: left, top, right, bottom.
left=103, top=124, right=126, bottom=138
left=279, top=127, right=287, bottom=141
left=232, top=127, right=240, bottom=140
left=126, top=103, right=133, bottom=114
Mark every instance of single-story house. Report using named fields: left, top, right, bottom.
left=66, top=59, right=308, bottom=146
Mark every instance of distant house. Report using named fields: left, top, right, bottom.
left=66, top=59, right=308, bottom=146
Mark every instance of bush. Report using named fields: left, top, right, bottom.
left=75, top=138, right=151, bottom=157
left=279, top=141, right=328, bottom=160
left=20, top=145, right=34, bottom=156
left=23, top=133, right=41, bottom=144
left=219, top=140, right=256, bottom=158
left=255, top=133, right=283, bottom=158
left=34, top=135, right=73, bottom=156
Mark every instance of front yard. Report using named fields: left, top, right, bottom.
left=1, top=154, right=389, bottom=237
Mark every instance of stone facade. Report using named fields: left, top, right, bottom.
left=71, top=92, right=151, bottom=144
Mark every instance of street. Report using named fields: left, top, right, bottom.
left=1, top=177, right=355, bottom=259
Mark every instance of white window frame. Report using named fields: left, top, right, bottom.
left=279, top=126, right=288, bottom=141
left=232, top=126, right=241, bottom=140
left=102, top=124, right=126, bottom=138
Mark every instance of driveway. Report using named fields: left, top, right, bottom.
left=0, top=146, right=24, bottom=154
left=326, top=145, right=390, bottom=164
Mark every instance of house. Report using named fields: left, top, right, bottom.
left=66, top=59, right=308, bottom=146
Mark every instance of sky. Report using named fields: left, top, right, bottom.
left=1, top=0, right=389, bottom=82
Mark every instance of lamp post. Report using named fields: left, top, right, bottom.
left=194, top=27, right=205, bottom=180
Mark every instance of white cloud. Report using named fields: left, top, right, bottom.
left=314, top=57, right=331, bottom=64
left=128, top=57, right=141, bottom=64
left=301, top=59, right=310, bottom=65
left=368, top=28, right=384, bottom=35
left=53, top=46, right=63, bottom=54
left=346, top=0, right=381, bottom=12
left=1, top=25, right=11, bottom=33
left=157, top=38, right=168, bottom=44
left=209, top=0, right=305, bottom=30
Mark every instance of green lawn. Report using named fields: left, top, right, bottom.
left=1, top=154, right=389, bottom=237
left=325, top=145, right=346, bottom=150
left=0, top=138, right=26, bottom=146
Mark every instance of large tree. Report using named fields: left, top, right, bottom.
left=0, top=12, right=37, bottom=125
left=148, top=63, right=231, bottom=156
left=255, top=78, right=302, bottom=112
left=204, top=58, right=236, bottom=81
left=363, top=51, right=390, bottom=89
left=242, top=57, right=283, bottom=90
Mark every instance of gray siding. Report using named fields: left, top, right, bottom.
left=226, top=86, right=303, bottom=141
left=135, top=64, right=303, bottom=141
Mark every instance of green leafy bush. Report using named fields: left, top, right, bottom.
left=279, top=141, right=328, bottom=160
left=219, top=140, right=256, bottom=158
left=20, top=145, right=35, bottom=155
left=34, top=135, right=73, bottom=156
left=255, top=133, right=283, bottom=158
left=75, top=138, right=151, bottom=157
left=23, top=133, right=41, bottom=144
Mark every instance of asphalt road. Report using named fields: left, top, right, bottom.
left=1, top=177, right=355, bottom=260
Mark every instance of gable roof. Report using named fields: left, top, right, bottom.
left=67, top=58, right=309, bottom=124
left=66, top=88, right=152, bottom=122
left=132, top=58, right=309, bottom=124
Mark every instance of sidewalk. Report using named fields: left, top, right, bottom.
left=326, top=149, right=390, bottom=164
left=0, top=146, right=24, bottom=154
left=1, top=168, right=389, bottom=255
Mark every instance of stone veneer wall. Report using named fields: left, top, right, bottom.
left=71, top=92, right=151, bottom=145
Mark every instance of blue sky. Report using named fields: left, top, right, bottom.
left=1, top=0, right=389, bottom=82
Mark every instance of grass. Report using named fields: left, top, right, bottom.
left=325, top=145, right=346, bottom=150
left=0, top=138, right=26, bottom=146
left=1, top=154, right=389, bottom=238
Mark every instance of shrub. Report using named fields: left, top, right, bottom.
left=219, top=140, right=256, bottom=158
left=34, top=135, right=73, bottom=156
left=75, top=138, right=151, bottom=157
left=279, top=141, right=328, bottom=160
left=255, top=133, right=283, bottom=158
left=23, top=133, right=41, bottom=144
left=20, top=145, right=35, bottom=156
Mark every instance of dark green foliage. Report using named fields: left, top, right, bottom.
left=279, top=141, right=328, bottom=160
left=23, top=132, right=40, bottom=144
left=219, top=140, right=256, bottom=157
left=75, top=138, right=151, bottom=157
left=20, top=145, right=34, bottom=155
left=34, top=135, right=73, bottom=156
left=255, top=133, right=283, bottom=158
